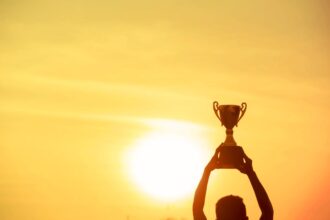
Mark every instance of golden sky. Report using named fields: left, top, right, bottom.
left=1, top=0, right=330, bottom=219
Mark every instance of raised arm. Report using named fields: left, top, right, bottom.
left=239, top=152, right=274, bottom=220
left=193, top=147, right=221, bottom=220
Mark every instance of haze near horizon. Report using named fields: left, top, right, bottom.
left=1, top=1, right=330, bottom=219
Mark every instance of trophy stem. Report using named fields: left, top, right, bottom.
left=223, top=128, right=237, bottom=146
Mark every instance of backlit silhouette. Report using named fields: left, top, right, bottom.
left=193, top=145, right=273, bottom=220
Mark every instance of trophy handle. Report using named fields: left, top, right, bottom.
left=213, top=101, right=223, bottom=125
left=237, top=102, right=247, bottom=125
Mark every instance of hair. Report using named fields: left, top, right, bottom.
left=216, top=195, right=247, bottom=220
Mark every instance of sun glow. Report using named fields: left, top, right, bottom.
left=126, top=124, right=209, bottom=201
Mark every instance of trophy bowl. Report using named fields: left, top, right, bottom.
left=213, top=101, right=247, bottom=168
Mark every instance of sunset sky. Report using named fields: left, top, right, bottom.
left=1, top=0, right=330, bottom=219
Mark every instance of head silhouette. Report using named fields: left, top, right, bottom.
left=216, top=195, right=248, bottom=220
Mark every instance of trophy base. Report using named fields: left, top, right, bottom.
left=219, top=146, right=244, bottom=169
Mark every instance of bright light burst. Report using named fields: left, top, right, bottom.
left=125, top=123, right=209, bottom=202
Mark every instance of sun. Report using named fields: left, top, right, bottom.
left=125, top=128, right=209, bottom=202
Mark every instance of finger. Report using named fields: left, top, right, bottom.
left=213, top=148, right=220, bottom=156
left=215, top=149, right=221, bottom=158
left=216, top=160, right=223, bottom=169
left=243, top=157, right=252, bottom=165
left=237, top=166, right=245, bottom=173
left=245, top=155, right=252, bottom=163
left=216, top=143, right=224, bottom=154
left=242, top=151, right=251, bottom=161
left=211, top=151, right=219, bottom=161
left=214, top=145, right=222, bottom=157
left=215, top=161, right=221, bottom=169
left=215, top=143, right=223, bottom=151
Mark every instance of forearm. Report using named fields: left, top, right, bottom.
left=248, top=171, right=273, bottom=219
left=193, top=168, right=211, bottom=220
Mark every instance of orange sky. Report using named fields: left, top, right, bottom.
left=1, top=1, right=330, bottom=219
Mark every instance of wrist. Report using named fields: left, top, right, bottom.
left=204, top=166, right=213, bottom=174
left=247, top=170, right=256, bottom=177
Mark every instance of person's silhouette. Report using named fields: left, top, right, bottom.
left=193, top=145, right=273, bottom=220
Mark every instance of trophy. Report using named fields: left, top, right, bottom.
left=213, top=100, right=247, bottom=168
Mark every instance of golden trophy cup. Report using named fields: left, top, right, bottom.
left=213, top=100, right=247, bottom=168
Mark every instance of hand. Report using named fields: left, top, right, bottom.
left=238, top=151, right=254, bottom=175
left=205, top=144, right=222, bottom=172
